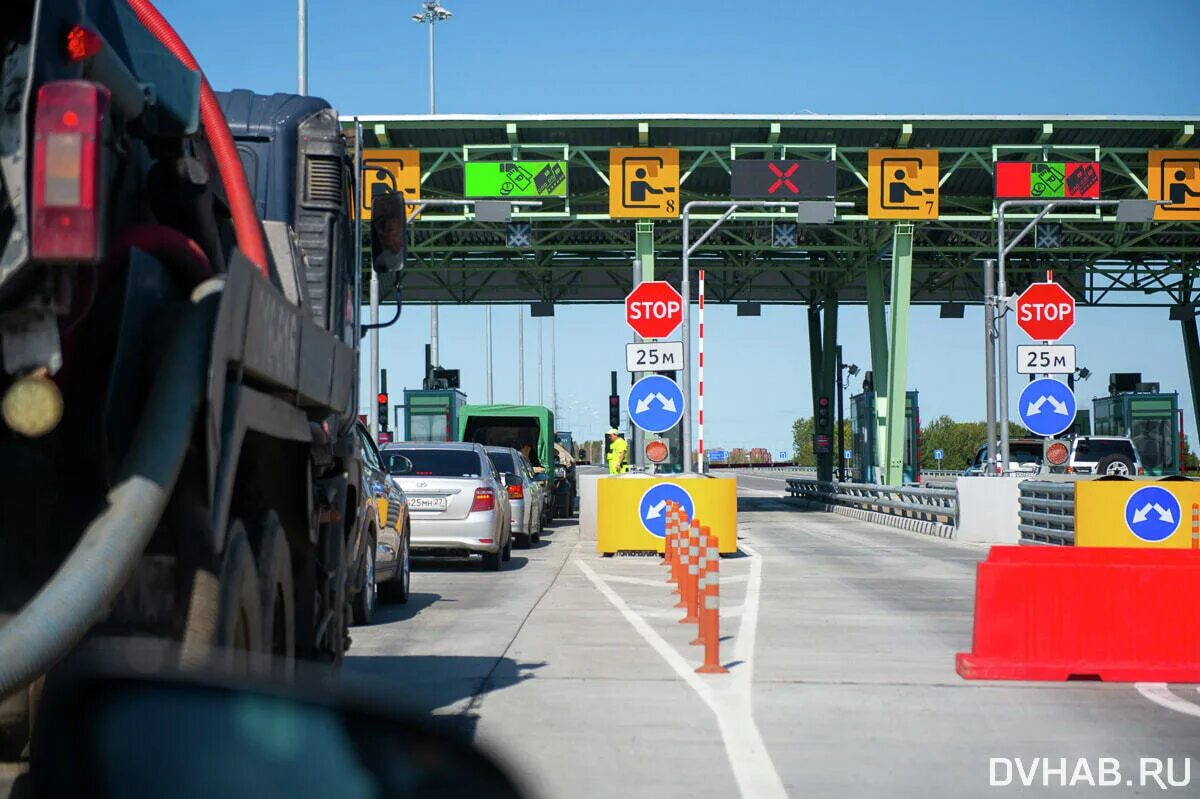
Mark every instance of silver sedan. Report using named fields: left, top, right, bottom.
left=381, top=442, right=513, bottom=571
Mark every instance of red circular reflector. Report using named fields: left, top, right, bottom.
left=1046, top=442, right=1068, bottom=466
left=645, top=440, right=668, bottom=463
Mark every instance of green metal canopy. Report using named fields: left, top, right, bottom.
left=346, top=113, right=1200, bottom=308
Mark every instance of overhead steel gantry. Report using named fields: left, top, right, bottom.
left=344, top=114, right=1200, bottom=484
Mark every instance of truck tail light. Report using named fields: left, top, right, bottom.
left=32, top=81, right=109, bottom=261
left=507, top=484, right=523, bottom=500
left=470, top=488, right=496, bottom=513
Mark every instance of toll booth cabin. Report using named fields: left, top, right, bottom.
left=403, top=389, right=468, bottom=442
left=1092, top=376, right=1181, bottom=475
left=849, top=390, right=920, bottom=484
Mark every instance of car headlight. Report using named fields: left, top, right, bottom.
left=555, top=466, right=566, bottom=478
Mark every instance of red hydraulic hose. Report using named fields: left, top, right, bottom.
left=124, top=0, right=270, bottom=278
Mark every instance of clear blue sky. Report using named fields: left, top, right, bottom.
left=162, top=0, right=1200, bottom=451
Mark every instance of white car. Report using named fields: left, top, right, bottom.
left=1066, top=436, right=1144, bottom=476
left=485, top=446, right=544, bottom=548
left=381, top=442, right=513, bottom=571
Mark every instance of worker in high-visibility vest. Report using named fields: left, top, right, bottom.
left=606, top=429, right=628, bottom=475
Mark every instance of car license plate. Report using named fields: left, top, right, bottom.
left=409, top=496, right=447, bottom=511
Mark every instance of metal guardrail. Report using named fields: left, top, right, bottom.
left=1018, top=481, right=1075, bottom=545
left=785, top=479, right=958, bottom=526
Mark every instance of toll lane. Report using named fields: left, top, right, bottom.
left=345, top=476, right=1199, bottom=799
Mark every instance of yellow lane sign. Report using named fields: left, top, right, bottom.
left=1148, top=150, right=1200, bottom=221
left=868, top=149, right=939, bottom=220
left=360, top=148, right=420, bottom=220
left=609, top=148, right=680, bottom=219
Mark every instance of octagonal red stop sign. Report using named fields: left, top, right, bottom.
left=1016, top=282, right=1075, bottom=341
left=625, top=281, right=683, bottom=339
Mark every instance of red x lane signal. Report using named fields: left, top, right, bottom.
left=768, top=162, right=800, bottom=194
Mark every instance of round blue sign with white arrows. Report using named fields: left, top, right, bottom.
left=627, top=374, right=685, bottom=434
left=1018, top=378, right=1077, bottom=437
left=1124, top=485, right=1181, bottom=542
left=638, top=483, right=694, bottom=538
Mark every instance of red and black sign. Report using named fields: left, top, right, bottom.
left=995, top=161, right=1101, bottom=199
left=731, top=160, right=837, bottom=199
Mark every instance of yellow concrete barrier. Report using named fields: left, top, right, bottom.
left=597, top=476, right=737, bottom=555
left=1075, top=478, right=1200, bottom=549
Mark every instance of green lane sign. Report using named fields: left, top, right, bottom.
left=464, top=161, right=568, bottom=198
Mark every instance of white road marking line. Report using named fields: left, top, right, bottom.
left=737, top=487, right=785, bottom=497
left=577, top=557, right=787, bottom=799
left=1135, top=683, right=1200, bottom=718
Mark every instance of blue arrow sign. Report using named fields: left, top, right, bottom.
left=627, top=374, right=685, bottom=434
left=1018, top=378, right=1076, bottom=437
left=1124, top=485, right=1181, bottom=542
left=638, top=483, right=695, bottom=538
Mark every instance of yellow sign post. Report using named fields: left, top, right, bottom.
left=1075, top=479, right=1200, bottom=549
left=1148, top=150, right=1200, bottom=221
left=596, top=476, right=737, bottom=555
left=868, top=149, right=939, bottom=220
left=360, top=148, right=421, bottom=220
left=609, top=148, right=680, bottom=219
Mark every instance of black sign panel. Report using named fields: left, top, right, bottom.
left=731, top=160, right=837, bottom=199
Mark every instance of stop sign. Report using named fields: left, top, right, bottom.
left=1016, top=282, right=1075, bottom=341
left=625, top=281, right=683, bottom=339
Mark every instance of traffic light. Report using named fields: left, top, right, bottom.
left=609, top=394, right=620, bottom=428
left=816, top=396, right=831, bottom=430
left=377, top=392, right=389, bottom=432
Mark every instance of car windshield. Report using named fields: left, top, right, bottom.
left=1075, top=439, right=1135, bottom=461
left=384, top=449, right=481, bottom=478
left=1010, top=443, right=1042, bottom=464
left=487, top=451, right=517, bottom=474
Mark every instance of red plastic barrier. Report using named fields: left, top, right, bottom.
left=956, top=546, right=1200, bottom=682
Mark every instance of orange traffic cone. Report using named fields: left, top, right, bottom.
left=679, top=519, right=700, bottom=624
left=696, top=529, right=728, bottom=674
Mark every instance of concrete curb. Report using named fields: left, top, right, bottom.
left=791, top=498, right=957, bottom=540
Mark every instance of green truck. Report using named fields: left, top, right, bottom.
left=458, top=405, right=576, bottom=519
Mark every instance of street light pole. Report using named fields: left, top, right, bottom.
left=412, top=2, right=452, bottom=371
left=297, top=0, right=307, bottom=94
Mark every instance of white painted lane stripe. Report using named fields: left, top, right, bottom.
left=1135, top=682, right=1200, bottom=718
left=737, top=487, right=786, bottom=497
left=576, top=559, right=787, bottom=799
left=734, top=541, right=764, bottom=669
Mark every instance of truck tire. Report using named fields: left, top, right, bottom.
left=256, top=511, right=295, bottom=678
left=214, top=523, right=265, bottom=674
left=1096, top=454, right=1135, bottom=476
left=352, top=529, right=377, bottom=626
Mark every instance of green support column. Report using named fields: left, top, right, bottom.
left=882, top=224, right=914, bottom=486
left=1181, top=316, right=1200, bottom=450
left=865, top=254, right=890, bottom=482
left=636, top=221, right=655, bottom=281
left=633, top=222, right=655, bottom=470
left=807, top=307, right=822, bottom=420
left=817, top=294, right=839, bottom=484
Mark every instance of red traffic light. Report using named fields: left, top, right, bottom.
left=609, top=395, right=619, bottom=406
left=377, top=393, right=388, bottom=405
left=818, top=396, right=830, bottom=407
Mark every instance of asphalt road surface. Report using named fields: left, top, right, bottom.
left=345, top=472, right=1200, bottom=798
